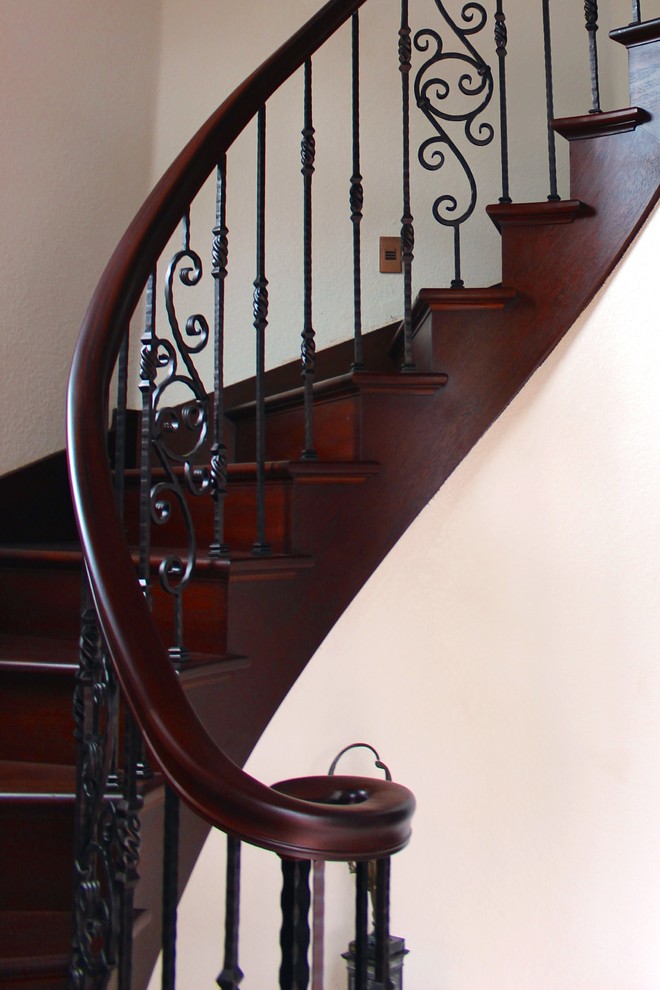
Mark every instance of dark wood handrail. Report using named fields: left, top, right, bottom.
left=66, top=0, right=414, bottom=860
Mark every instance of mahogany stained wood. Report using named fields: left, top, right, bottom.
left=5, top=6, right=658, bottom=986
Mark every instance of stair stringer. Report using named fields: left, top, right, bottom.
left=201, top=107, right=660, bottom=774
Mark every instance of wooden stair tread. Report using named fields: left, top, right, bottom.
left=553, top=106, right=650, bottom=141
left=226, top=371, right=448, bottom=419
left=124, top=459, right=381, bottom=484
left=0, top=542, right=313, bottom=577
left=0, top=910, right=70, bottom=976
left=0, top=633, right=79, bottom=670
left=486, top=200, right=587, bottom=231
left=0, top=761, right=76, bottom=799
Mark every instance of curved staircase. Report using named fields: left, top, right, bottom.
left=1, top=5, right=660, bottom=988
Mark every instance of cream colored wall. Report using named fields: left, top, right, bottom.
left=158, top=201, right=660, bottom=989
left=0, top=0, right=162, bottom=475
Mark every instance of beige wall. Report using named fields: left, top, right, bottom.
left=0, top=0, right=161, bottom=474
left=162, top=202, right=660, bottom=989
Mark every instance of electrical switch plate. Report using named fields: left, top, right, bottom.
left=379, top=236, right=402, bottom=274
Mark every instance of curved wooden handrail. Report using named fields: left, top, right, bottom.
left=66, top=0, right=415, bottom=860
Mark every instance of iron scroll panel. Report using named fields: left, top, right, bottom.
left=414, top=1, right=494, bottom=288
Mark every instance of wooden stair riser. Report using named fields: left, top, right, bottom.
left=0, top=801, right=74, bottom=911
left=0, top=559, right=230, bottom=659
left=0, top=668, right=76, bottom=766
left=231, top=393, right=363, bottom=463
left=123, top=478, right=294, bottom=555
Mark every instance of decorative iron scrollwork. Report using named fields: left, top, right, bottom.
left=414, top=1, right=494, bottom=287
left=140, top=212, right=213, bottom=661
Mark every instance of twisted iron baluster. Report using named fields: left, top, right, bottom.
left=217, top=837, right=244, bottom=990
left=253, top=106, right=271, bottom=556
left=161, top=785, right=180, bottom=990
left=494, top=1, right=512, bottom=203
left=541, top=0, right=561, bottom=200
left=210, top=157, right=230, bottom=557
left=351, top=12, right=365, bottom=371
left=400, top=0, right=416, bottom=372
left=584, top=1, right=602, bottom=114
left=279, top=860, right=312, bottom=990
left=354, top=862, right=369, bottom=990
left=414, top=3, right=494, bottom=288
left=301, top=59, right=318, bottom=459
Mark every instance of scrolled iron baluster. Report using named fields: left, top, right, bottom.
left=301, top=59, right=318, bottom=459
left=253, top=106, right=271, bottom=556
left=584, top=0, right=602, bottom=114
left=351, top=12, right=365, bottom=370
left=414, top=2, right=494, bottom=288
left=146, top=212, right=213, bottom=662
left=541, top=0, right=561, bottom=200
left=494, top=1, right=512, bottom=204
left=399, top=0, right=416, bottom=372
left=70, top=581, right=120, bottom=989
left=210, top=157, right=230, bottom=557
left=217, top=836, right=244, bottom=990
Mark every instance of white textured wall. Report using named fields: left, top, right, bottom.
left=0, top=0, right=161, bottom=474
left=158, top=202, right=660, bottom=989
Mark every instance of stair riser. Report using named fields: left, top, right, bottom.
left=0, top=564, right=228, bottom=659
left=0, top=803, right=74, bottom=910
left=232, top=395, right=362, bottom=462
left=0, top=568, right=82, bottom=641
left=123, top=482, right=292, bottom=555
left=0, top=670, right=75, bottom=766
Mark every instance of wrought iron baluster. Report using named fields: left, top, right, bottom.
left=139, top=271, right=157, bottom=599
left=114, top=330, right=129, bottom=518
left=149, top=211, right=212, bottom=664
left=541, top=0, right=561, bottom=200
left=116, top=711, right=143, bottom=990
left=632, top=1, right=642, bottom=21
left=494, top=1, right=512, bottom=203
left=218, top=836, right=244, bottom=990
left=279, top=859, right=312, bottom=990
left=399, top=0, right=416, bottom=372
left=253, top=106, right=271, bottom=556
left=354, top=861, right=369, bottom=990
left=301, top=59, right=318, bottom=460
left=161, top=785, right=180, bottom=990
left=414, top=3, right=494, bottom=288
left=373, top=858, right=392, bottom=990
left=210, top=157, right=230, bottom=557
left=311, top=862, right=325, bottom=990
left=351, top=12, right=365, bottom=371
left=584, top=1, right=602, bottom=114
left=70, top=580, right=119, bottom=990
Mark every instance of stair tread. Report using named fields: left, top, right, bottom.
left=226, top=370, right=449, bottom=418
left=0, top=633, right=79, bottom=669
left=125, top=458, right=381, bottom=483
left=0, top=910, right=69, bottom=974
left=0, top=542, right=313, bottom=576
left=0, top=760, right=76, bottom=799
